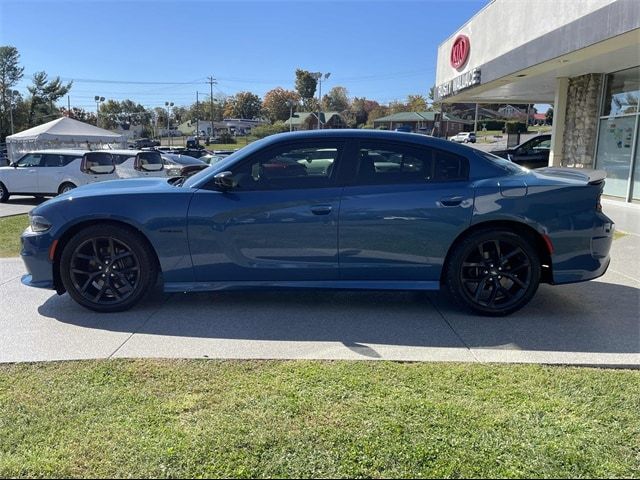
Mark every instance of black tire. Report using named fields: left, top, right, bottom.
left=59, top=224, right=158, bottom=312
left=58, top=182, right=77, bottom=194
left=0, top=182, right=9, bottom=203
left=445, top=229, right=541, bottom=316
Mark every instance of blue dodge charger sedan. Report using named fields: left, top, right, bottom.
left=20, top=130, right=614, bottom=316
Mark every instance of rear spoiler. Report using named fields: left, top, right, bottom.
left=534, top=168, right=607, bottom=185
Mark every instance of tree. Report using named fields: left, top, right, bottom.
left=388, top=100, right=409, bottom=114
left=348, top=97, right=381, bottom=128
left=545, top=107, right=553, bottom=125
left=366, top=105, right=390, bottom=128
left=224, top=91, right=262, bottom=119
left=407, top=94, right=428, bottom=112
left=0, top=46, right=25, bottom=139
left=322, top=86, right=349, bottom=112
left=60, top=106, right=97, bottom=125
left=295, top=69, right=318, bottom=110
left=262, top=87, right=300, bottom=123
left=26, top=71, right=72, bottom=127
left=98, top=99, right=150, bottom=130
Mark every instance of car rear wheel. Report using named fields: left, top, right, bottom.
left=445, top=229, right=541, bottom=316
left=58, top=182, right=76, bottom=194
left=0, top=182, right=9, bottom=202
left=60, top=224, right=157, bottom=312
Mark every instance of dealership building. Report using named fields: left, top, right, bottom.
left=434, top=0, right=640, bottom=203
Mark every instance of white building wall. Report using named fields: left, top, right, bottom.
left=436, top=0, right=618, bottom=86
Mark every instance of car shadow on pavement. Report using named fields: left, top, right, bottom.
left=6, top=197, right=47, bottom=205
left=38, top=278, right=640, bottom=355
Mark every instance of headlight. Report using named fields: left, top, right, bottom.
left=29, top=215, right=51, bottom=233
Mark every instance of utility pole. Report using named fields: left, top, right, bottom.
left=208, top=76, right=217, bottom=139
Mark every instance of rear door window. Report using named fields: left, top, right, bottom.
left=352, top=142, right=469, bottom=185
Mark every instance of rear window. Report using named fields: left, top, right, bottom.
left=354, top=143, right=469, bottom=185
left=478, top=151, right=527, bottom=173
left=138, top=151, right=162, bottom=165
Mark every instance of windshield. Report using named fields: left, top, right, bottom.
left=164, top=154, right=205, bottom=166
left=182, top=137, right=270, bottom=188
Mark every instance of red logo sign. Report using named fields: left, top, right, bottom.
left=450, top=35, right=470, bottom=70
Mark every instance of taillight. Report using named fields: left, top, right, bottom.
left=596, top=194, right=603, bottom=212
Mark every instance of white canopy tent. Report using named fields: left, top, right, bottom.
left=6, top=117, right=126, bottom=162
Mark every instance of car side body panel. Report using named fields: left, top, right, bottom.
left=20, top=130, right=613, bottom=303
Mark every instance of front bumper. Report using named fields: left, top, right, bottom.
left=20, top=227, right=55, bottom=290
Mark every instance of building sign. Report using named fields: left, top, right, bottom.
left=450, top=35, right=470, bottom=70
left=436, top=68, right=481, bottom=100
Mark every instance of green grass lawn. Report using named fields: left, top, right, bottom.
left=0, top=360, right=638, bottom=478
left=0, top=214, right=28, bottom=257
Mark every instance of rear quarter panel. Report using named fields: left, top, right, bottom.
left=472, top=173, right=612, bottom=283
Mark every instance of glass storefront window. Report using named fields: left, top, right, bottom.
left=596, top=66, right=640, bottom=199
left=596, top=116, right=636, bottom=197
left=602, top=67, right=639, bottom=117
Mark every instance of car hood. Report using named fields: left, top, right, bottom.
left=32, top=178, right=177, bottom=213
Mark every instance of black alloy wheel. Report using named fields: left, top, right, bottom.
left=60, top=224, right=157, bottom=312
left=446, top=230, right=541, bottom=316
left=0, top=182, right=9, bottom=202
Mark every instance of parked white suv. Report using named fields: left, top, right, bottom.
left=0, top=150, right=117, bottom=202
left=449, top=132, right=476, bottom=143
left=97, top=149, right=165, bottom=179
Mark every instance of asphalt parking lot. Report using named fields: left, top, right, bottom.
left=1, top=223, right=638, bottom=367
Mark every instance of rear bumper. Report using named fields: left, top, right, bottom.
left=20, top=228, right=55, bottom=290
left=551, top=213, right=614, bottom=285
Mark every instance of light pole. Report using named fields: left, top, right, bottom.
left=285, top=100, right=296, bottom=132
left=94, top=96, right=105, bottom=127
left=313, top=72, right=330, bottom=129
left=165, top=101, right=174, bottom=147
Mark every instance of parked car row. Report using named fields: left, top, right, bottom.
left=0, top=149, right=209, bottom=202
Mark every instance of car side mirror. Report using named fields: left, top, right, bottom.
left=214, top=171, right=236, bottom=190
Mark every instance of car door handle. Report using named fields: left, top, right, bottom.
left=440, top=196, right=464, bottom=207
left=311, top=205, right=332, bottom=215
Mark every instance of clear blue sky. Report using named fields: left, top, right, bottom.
left=1, top=0, right=492, bottom=112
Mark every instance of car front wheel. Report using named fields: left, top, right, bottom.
left=0, top=182, right=9, bottom=202
left=445, top=229, right=541, bottom=316
left=60, top=224, right=157, bottom=312
left=58, top=182, right=77, bottom=194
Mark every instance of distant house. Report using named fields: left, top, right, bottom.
left=284, top=111, right=348, bottom=131
left=498, top=104, right=528, bottom=120
left=372, top=111, right=473, bottom=138
left=194, top=118, right=267, bottom=137
left=533, top=113, right=547, bottom=125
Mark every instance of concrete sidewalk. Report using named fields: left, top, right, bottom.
left=0, top=196, right=45, bottom=218
left=1, top=232, right=638, bottom=367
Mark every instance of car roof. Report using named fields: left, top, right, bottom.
left=260, top=129, right=477, bottom=152
left=21, top=149, right=90, bottom=156
left=95, top=149, right=148, bottom=155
